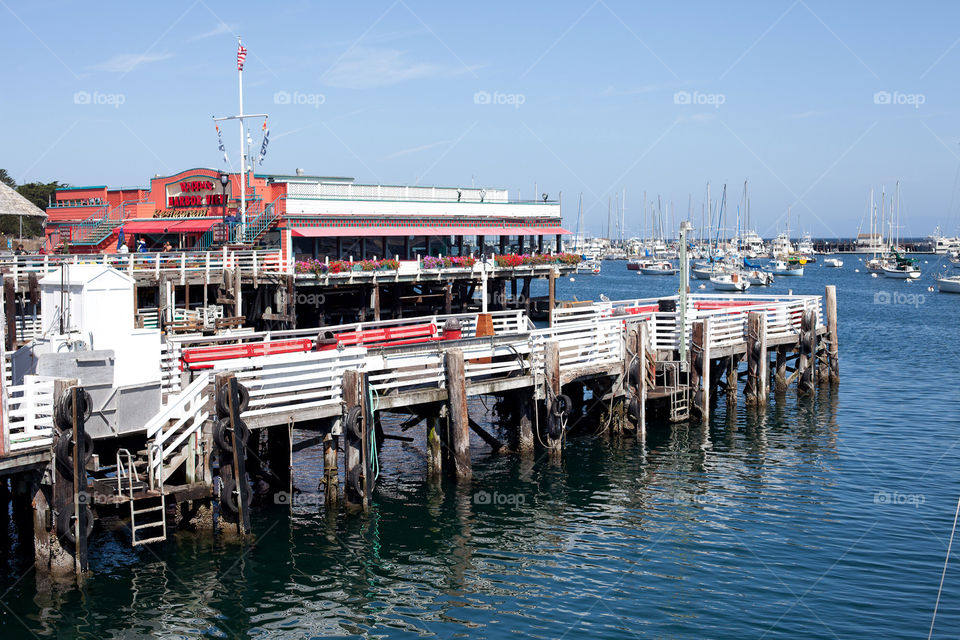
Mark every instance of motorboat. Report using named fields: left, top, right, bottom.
left=823, top=257, right=843, bottom=268
left=936, top=274, right=960, bottom=293
left=637, top=261, right=677, bottom=276
left=765, top=259, right=803, bottom=276
left=710, top=272, right=750, bottom=292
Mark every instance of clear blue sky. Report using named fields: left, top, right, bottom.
left=3, top=0, right=960, bottom=239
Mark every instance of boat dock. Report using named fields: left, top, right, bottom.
left=0, top=274, right=839, bottom=576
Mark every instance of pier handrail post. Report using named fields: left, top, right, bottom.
left=825, top=285, right=839, bottom=384
left=444, top=349, right=472, bottom=481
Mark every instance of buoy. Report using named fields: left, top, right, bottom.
left=927, top=286, right=934, bottom=292
left=569, top=277, right=575, bottom=282
left=698, top=283, right=706, bottom=289
left=871, top=273, right=878, bottom=278
left=854, top=268, right=860, bottom=273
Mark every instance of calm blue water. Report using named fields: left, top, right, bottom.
left=2, top=255, right=959, bottom=639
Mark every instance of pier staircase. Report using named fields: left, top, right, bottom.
left=108, top=375, right=210, bottom=546
left=241, top=201, right=279, bottom=244
left=72, top=203, right=126, bottom=248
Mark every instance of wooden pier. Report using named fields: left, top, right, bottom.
left=0, top=284, right=839, bottom=576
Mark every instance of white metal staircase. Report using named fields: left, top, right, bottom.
left=117, top=447, right=167, bottom=546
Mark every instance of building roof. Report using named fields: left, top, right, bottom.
left=0, top=182, right=47, bottom=218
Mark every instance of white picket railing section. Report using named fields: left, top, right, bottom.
left=0, top=250, right=287, bottom=289
left=6, top=375, right=55, bottom=452
left=142, top=374, right=209, bottom=486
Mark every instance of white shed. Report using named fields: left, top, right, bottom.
left=39, top=265, right=160, bottom=385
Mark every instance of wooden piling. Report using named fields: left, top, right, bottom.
left=798, top=308, right=816, bottom=395
left=341, top=370, right=364, bottom=508
left=444, top=349, right=472, bottom=481
left=323, top=433, right=338, bottom=505
left=625, top=324, right=647, bottom=439
left=726, top=355, right=740, bottom=407
left=692, top=320, right=710, bottom=420
left=515, top=391, right=534, bottom=453
left=775, top=345, right=788, bottom=392
left=427, top=414, right=442, bottom=478
left=825, top=285, right=839, bottom=384
left=745, top=311, right=768, bottom=406
left=544, top=340, right=563, bottom=452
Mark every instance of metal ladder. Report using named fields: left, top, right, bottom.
left=117, top=447, right=167, bottom=546
left=658, top=361, right=691, bottom=422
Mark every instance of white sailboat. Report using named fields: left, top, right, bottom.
left=766, top=259, right=803, bottom=276
left=823, top=257, right=843, bottom=268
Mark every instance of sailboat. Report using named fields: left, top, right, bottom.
left=936, top=273, right=960, bottom=293
left=881, top=182, right=920, bottom=279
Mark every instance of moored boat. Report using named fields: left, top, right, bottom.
left=710, top=272, right=750, bottom=291
left=936, top=274, right=960, bottom=293
left=823, top=257, right=843, bottom=268
left=765, top=259, right=803, bottom=276
left=637, top=261, right=678, bottom=275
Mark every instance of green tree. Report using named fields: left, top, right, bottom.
left=16, top=181, right=65, bottom=211
left=0, top=168, right=15, bottom=189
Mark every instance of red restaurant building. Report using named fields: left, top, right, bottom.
left=44, top=168, right=568, bottom=262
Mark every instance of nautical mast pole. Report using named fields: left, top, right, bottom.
left=213, top=37, right=268, bottom=243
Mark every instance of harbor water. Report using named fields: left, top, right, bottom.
left=2, top=256, right=958, bottom=639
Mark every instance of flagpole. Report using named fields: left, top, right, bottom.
left=238, top=37, right=246, bottom=234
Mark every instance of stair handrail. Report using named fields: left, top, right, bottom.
left=116, top=448, right=138, bottom=498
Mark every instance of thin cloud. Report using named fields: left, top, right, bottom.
left=676, top=113, right=717, bottom=124
left=601, top=83, right=675, bottom=97
left=91, top=52, right=173, bottom=73
left=190, top=23, right=239, bottom=41
left=384, top=139, right=455, bottom=159
left=321, top=47, right=477, bottom=89
left=785, top=110, right=823, bottom=119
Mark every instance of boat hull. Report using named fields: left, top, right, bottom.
left=937, top=277, right=960, bottom=293
left=638, top=267, right=678, bottom=275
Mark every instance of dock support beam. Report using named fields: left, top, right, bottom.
left=825, top=285, right=839, bottom=384
left=444, top=350, right=472, bottom=481
left=548, top=269, right=556, bottom=327
left=726, top=355, right=740, bottom=407
left=745, top=311, right=768, bottom=406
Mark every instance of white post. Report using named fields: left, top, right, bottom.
left=180, top=252, right=186, bottom=285
left=238, top=38, right=246, bottom=230
left=205, top=251, right=210, bottom=284
left=128, top=253, right=134, bottom=274
left=253, top=250, right=259, bottom=279
left=285, top=227, right=293, bottom=274
left=480, top=259, right=488, bottom=314
left=154, top=253, right=160, bottom=278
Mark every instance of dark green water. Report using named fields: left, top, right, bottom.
left=2, top=257, right=959, bottom=638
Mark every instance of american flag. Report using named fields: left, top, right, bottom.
left=237, top=43, right=247, bottom=71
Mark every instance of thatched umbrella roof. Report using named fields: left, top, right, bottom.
left=0, top=182, right=46, bottom=218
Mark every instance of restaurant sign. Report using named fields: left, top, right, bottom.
left=166, top=179, right=229, bottom=208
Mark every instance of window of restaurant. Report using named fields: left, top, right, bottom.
left=317, top=237, right=337, bottom=260
left=364, top=237, right=386, bottom=260
left=386, top=236, right=406, bottom=260
left=341, top=236, right=361, bottom=261
left=292, top=237, right=314, bottom=260
left=409, top=235, right=427, bottom=259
